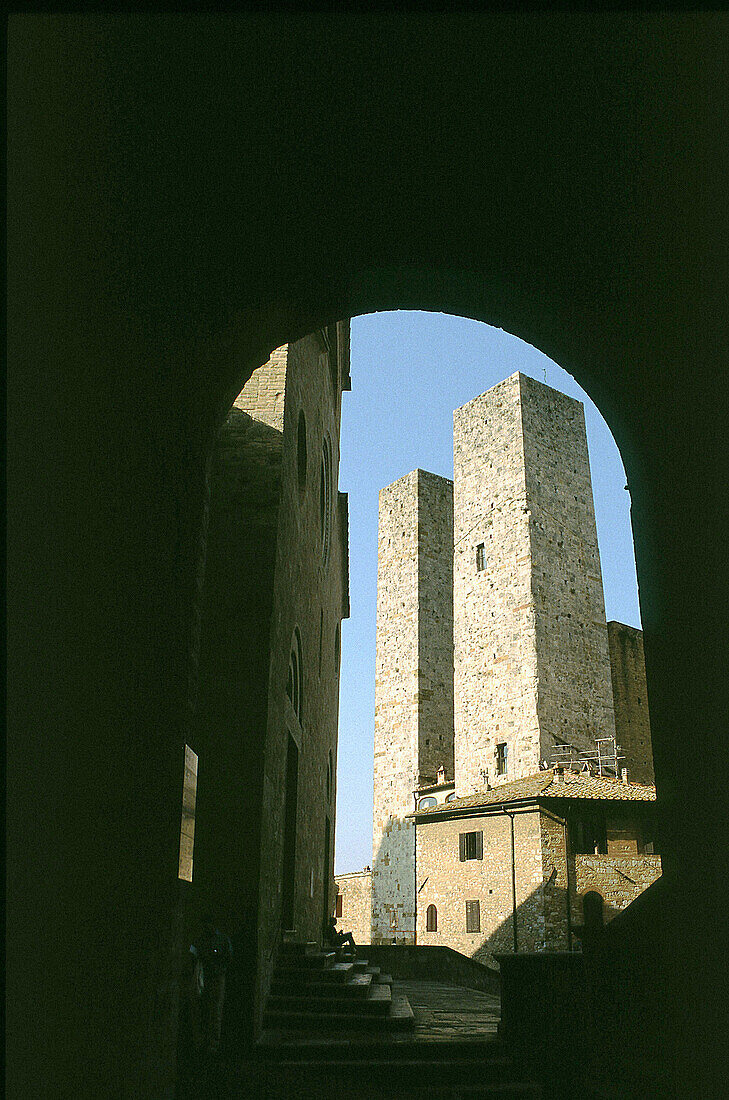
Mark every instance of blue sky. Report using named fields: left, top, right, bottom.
left=334, top=311, right=641, bottom=874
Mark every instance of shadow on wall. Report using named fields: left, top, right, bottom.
left=370, top=815, right=417, bottom=945
left=470, top=884, right=622, bottom=967
left=185, top=403, right=285, bottom=1058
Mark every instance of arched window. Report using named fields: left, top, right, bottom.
left=419, top=796, right=437, bottom=809
left=583, top=891, right=605, bottom=931
left=286, top=628, right=303, bottom=723
left=426, top=904, right=437, bottom=932
left=445, top=792, right=457, bottom=803
left=320, top=436, right=332, bottom=566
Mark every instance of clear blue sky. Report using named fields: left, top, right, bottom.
left=334, top=311, right=641, bottom=874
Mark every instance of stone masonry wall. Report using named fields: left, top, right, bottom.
left=372, top=473, right=420, bottom=943
left=453, top=376, right=540, bottom=793
left=607, top=621, right=655, bottom=785
left=372, top=470, right=454, bottom=943
left=453, top=373, right=616, bottom=796
left=520, top=373, right=616, bottom=761
left=571, top=853, right=662, bottom=925
left=234, top=344, right=288, bottom=430
left=334, top=870, right=372, bottom=946
left=193, top=406, right=284, bottom=1045
left=252, top=325, right=349, bottom=1019
left=417, top=471, right=454, bottom=786
left=415, top=810, right=545, bottom=966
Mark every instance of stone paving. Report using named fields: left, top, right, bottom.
left=396, top=980, right=501, bottom=1042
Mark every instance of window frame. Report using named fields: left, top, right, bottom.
left=465, top=899, right=481, bottom=933
left=459, top=830, right=484, bottom=861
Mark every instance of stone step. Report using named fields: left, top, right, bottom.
left=263, top=987, right=415, bottom=1033
left=275, top=951, right=336, bottom=972
left=271, top=972, right=374, bottom=1002
left=280, top=940, right=318, bottom=956
left=270, top=963, right=357, bottom=996
left=248, top=1056, right=540, bottom=1098
left=269, top=981, right=387, bottom=1014
left=256, top=1034, right=505, bottom=1062
left=268, top=981, right=391, bottom=1017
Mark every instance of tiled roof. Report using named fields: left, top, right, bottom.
left=412, top=769, right=656, bottom=816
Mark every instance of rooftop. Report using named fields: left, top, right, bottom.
left=412, top=769, right=656, bottom=818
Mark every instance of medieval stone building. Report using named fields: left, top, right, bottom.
left=196, top=327, right=351, bottom=1034
left=338, top=372, right=659, bottom=960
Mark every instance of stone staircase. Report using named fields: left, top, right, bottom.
left=252, top=1036, right=543, bottom=1099
left=252, top=940, right=543, bottom=1098
left=263, top=939, right=415, bottom=1033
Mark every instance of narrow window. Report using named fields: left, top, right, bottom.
left=335, top=893, right=343, bottom=918
left=320, top=437, right=333, bottom=567
left=287, top=629, right=303, bottom=723
left=459, top=830, right=484, bottom=861
left=465, top=900, right=481, bottom=933
left=178, top=744, right=198, bottom=882
left=496, top=742, right=508, bottom=776
left=426, top=904, right=438, bottom=932
left=475, top=543, right=486, bottom=571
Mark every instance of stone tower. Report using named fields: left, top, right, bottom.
left=371, top=469, right=454, bottom=943
left=453, top=372, right=616, bottom=794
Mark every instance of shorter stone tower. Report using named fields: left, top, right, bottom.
left=371, top=469, right=454, bottom=943
left=453, top=372, right=616, bottom=794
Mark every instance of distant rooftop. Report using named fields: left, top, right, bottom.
left=412, top=769, right=656, bottom=818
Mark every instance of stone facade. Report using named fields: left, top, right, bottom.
left=454, top=373, right=615, bottom=796
left=607, top=620, right=654, bottom=785
left=413, top=776, right=661, bottom=966
left=199, top=325, right=350, bottom=1023
left=415, top=808, right=545, bottom=961
left=334, top=869, right=372, bottom=946
left=355, top=372, right=659, bottom=967
left=372, top=470, right=453, bottom=943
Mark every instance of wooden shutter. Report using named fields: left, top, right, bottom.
left=335, top=893, right=342, bottom=917
left=466, top=900, right=481, bottom=933
left=476, top=831, right=484, bottom=860
left=459, top=832, right=466, bottom=861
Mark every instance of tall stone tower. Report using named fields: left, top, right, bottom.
left=371, top=469, right=454, bottom=943
left=453, top=372, right=616, bottom=794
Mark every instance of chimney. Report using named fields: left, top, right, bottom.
left=554, top=764, right=565, bottom=784
left=621, top=767, right=629, bottom=784
left=437, top=765, right=446, bottom=785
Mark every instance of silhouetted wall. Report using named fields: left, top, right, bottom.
left=8, top=13, right=727, bottom=1098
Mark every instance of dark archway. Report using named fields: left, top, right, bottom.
left=8, top=14, right=727, bottom=1099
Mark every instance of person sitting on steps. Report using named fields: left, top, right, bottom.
left=324, top=915, right=357, bottom=954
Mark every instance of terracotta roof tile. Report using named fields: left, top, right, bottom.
left=412, top=769, right=655, bottom=817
